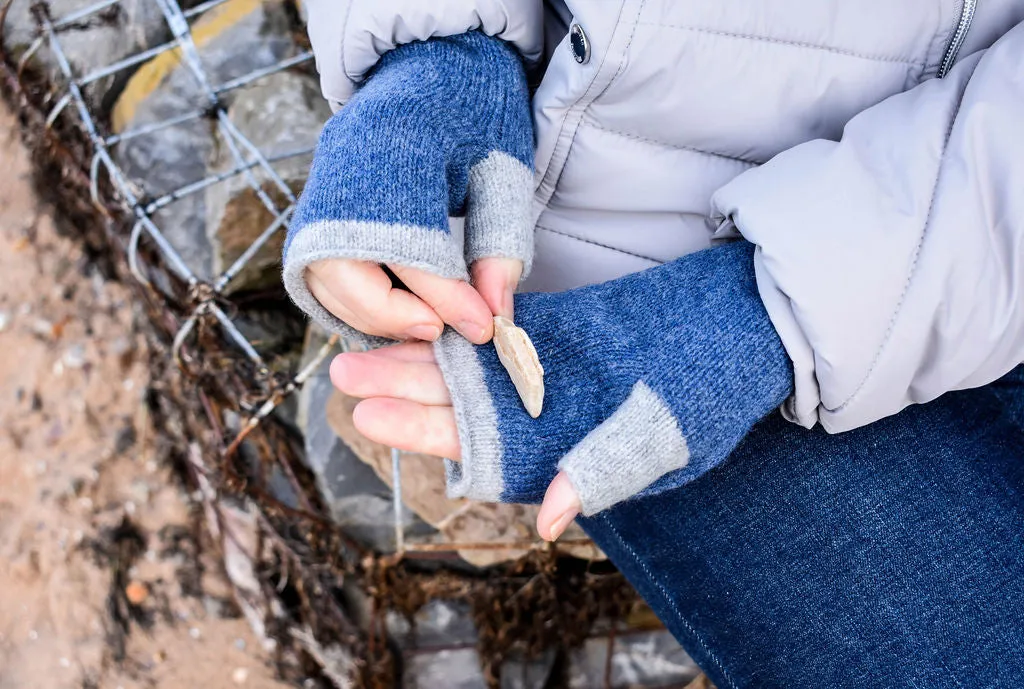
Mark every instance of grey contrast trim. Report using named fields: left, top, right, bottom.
left=433, top=330, right=505, bottom=502
left=559, top=382, right=690, bottom=516
left=282, top=219, right=470, bottom=348
left=465, top=151, right=536, bottom=278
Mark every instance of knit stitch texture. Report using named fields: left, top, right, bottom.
left=283, top=31, right=535, bottom=345
left=435, top=241, right=795, bottom=515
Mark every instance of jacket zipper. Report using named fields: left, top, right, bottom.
left=937, top=0, right=978, bottom=77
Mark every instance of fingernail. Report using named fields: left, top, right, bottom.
left=456, top=320, right=488, bottom=343
left=406, top=324, right=441, bottom=342
left=547, top=508, right=579, bottom=542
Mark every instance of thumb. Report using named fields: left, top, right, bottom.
left=536, top=471, right=582, bottom=542
left=471, top=257, right=523, bottom=320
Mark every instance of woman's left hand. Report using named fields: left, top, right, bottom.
left=330, top=341, right=583, bottom=541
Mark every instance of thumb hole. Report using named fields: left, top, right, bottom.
left=537, top=471, right=582, bottom=542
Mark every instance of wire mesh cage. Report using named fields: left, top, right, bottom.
left=0, top=0, right=704, bottom=685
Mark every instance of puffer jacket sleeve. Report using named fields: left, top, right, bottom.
left=304, top=0, right=543, bottom=109
left=710, top=21, right=1024, bottom=434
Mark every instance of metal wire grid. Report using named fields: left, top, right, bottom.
left=1, top=6, right=687, bottom=685
left=23, top=0, right=429, bottom=548
left=24, top=0, right=595, bottom=559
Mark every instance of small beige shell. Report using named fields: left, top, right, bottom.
left=492, top=316, right=545, bottom=418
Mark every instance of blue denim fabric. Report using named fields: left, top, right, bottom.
left=581, top=365, right=1024, bottom=688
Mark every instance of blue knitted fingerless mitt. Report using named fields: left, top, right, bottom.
left=283, top=32, right=534, bottom=343
left=435, top=241, right=794, bottom=515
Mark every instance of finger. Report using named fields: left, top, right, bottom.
left=371, top=341, right=437, bottom=363
left=387, top=264, right=494, bottom=344
left=307, top=270, right=376, bottom=334
left=331, top=352, right=451, bottom=406
left=308, top=260, right=444, bottom=341
left=471, top=257, right=522, bottom=320
left=352, top=398, right=461, bottom=459
left=536, top=471, right=582, bottom=542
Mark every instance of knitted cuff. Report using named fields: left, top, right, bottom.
left=433, top=328, right=506, bottom=501
left=464, top=151, right=536, bottom=277
left=282, top=219, right=469, bottom=348
left=557, top=382, right=691, bottom=516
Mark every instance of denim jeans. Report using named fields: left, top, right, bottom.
left=581, top=366, right=1024, bottom=688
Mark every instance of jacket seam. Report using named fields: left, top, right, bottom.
left=830, top=58, right=980, bottom=414
left=598, top=514, right=740, bottom=689
left=538, top=0, right=647, bottom=203
left=534, top=1, right=631, bottom=199
left=640, top=23, right=926, bottom=66
left=536, top=225, right=664, bottom=263
left=581, top=119, right=763, bottom=166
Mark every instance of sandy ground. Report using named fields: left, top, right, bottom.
left=0, top=104, right=291, bottom=688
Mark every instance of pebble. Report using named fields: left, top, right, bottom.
left=28, top=630, right=38, bottom=641
left=129, top=479, right=151, bottom=504
left=189, top=627, right=202, bottom=640
left=203, top=596, right=224, bottom=618
left=45, top=421, right=63, bottom=445
left=63, top=344, right=87, bottom=369
left=0, top=311, right=9, bottom=332
left=232, top=667, right=249, bottom=684
left=125, top=581, right=148, bottom=605
left=234, top=638, right=246, bottom=651
left=59, top=657, right=70, bottom=668
left=68, top=477, right=85, bottom=496
left=31, top=318, right=53, bottom=337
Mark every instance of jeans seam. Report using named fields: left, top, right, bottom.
left=599, top=513, right=740, bottom=689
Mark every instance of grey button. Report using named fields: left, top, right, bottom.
left=570, top=23, right=591, bottom=64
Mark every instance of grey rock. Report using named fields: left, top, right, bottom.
left=568, top=630, right=700, bottom=688
left=206, top=70, right=328, bottom=295
left=2, top=0, right=166, bottom=108
left=386, top=600, right=478, bottom=649
left=500, top=653, right=557, bottom=689
left=402, top=649, right=487, bottom=689
left=398, top=648, right=555, bottom=689
left=111, top=0, right=298, bottom=283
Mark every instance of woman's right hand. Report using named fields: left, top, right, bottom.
left=306, top=255, right=523, bottom=344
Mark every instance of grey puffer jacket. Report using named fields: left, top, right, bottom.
left=304, top=0, right=1024, bottom=434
